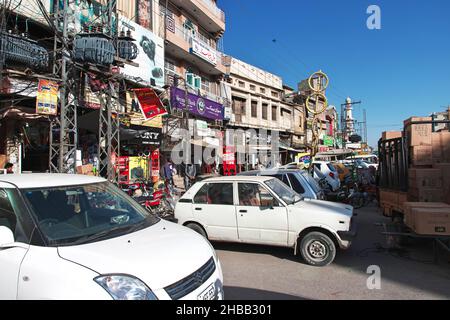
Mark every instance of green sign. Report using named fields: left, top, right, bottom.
left=323, top=135, right=334, bottom=147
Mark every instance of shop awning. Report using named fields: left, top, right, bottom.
left=279, top=142, right=304, bottom=153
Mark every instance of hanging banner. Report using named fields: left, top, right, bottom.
left=125, top=91, right=163, bottom=128
left=36, top=79, right=58, bottom=115
left=133, top=88, right=167, bottom=120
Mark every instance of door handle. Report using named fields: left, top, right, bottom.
left=195, top=208, right=203, bottom=211
left=239, top=210, right=247, bottom=213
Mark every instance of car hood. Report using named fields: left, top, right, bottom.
left=295, top=199, right=353, bottom=218
left=57, top=220, right=214, bottom=290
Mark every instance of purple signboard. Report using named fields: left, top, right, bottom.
left=170, top=87, right=224, bottom=121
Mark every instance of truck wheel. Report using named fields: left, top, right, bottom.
left=299, top=232, right=336, bottom=267
left=185, top=223, right=207, bottom=239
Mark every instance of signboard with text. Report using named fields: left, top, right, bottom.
left=190, top=37, right=217, bottom=66
left=36, top=79, right=58, bottom=115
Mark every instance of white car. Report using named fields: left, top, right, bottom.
left=175, top=176, right=356, bottom=267
left=312, top=161, right=341, bottom=191
left=0, top=174, right=223, bottom=300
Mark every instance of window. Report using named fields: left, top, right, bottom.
left=287, top=174, right=306, bottom=194
left=0, top=189, right=16, bottom=233
left=272, top=174, right=290, bottom=187
left=238, top=81, right=245, bottom=88
left=327, top=164, right=337, bottom=172
left=201, top=77, right=210, bottom=93
left=238, top=183, right=277, bottom=207
left=271, top=91, right=279, bottom=98
left=272, top=106, right=277, bottom=121
left=232, top=97, right=246, bottom=116
left=193, top=183, right=234, bottom=205
left=260, top=88, right=266, bottom=94
left=251, top=101, right=258, bottom=118
left=194, top=184, right=209, bottom=204
left=262, top=103, right=268, bottom=120
left=23, top=182, right=158, bottom=245
left=250, top=84, right=256, bottom=91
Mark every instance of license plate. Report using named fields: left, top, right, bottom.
left=197, top=283, right=215, bottom=300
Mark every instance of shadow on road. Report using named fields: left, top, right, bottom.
left=224, top=286, right=305, bottom=300
left=214, top=204, right=450, bottom=299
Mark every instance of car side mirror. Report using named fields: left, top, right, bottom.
left=260, top=193, right=275, bottom=209
left=0, top=226, right=14, bottom=246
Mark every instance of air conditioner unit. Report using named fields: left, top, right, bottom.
left=194, top=76, right=201, bottom=89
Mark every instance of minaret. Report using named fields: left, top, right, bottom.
left=345, top=97, right=354, bottom=140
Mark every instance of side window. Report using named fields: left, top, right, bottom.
left=193, top=183, right=234, bottom=205
left=194, top=184, right=209, bottom=204
left=0, top=189, right=17, bottom=233
left=288, top=174, right=305, bottom=194
left=208, top=183, right=234, bottom=205
left=238, top=183, right=279, bottom=207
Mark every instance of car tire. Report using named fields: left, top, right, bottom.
left=299, top=231, right=336, bottom=267
left=185, top=223, right=207, bottom=239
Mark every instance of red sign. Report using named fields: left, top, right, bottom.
left=133, top=88, right=167, bottom=120
left=151, top=149, right=160, bottom=182
left=223, top=146, right=236, bottom=176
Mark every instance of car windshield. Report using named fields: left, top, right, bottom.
left=23, top=182, right=159, bottom=246
left=264, top=178, right=302, bottom=205
left=300, top=172, right=321, bottom=193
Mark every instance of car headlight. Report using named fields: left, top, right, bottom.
left=94, top=275, right=158, bottom=300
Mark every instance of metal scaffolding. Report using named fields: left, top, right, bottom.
left=48, top=0, right=121, bottom=181
left=49, top=0, right=79, bottom=174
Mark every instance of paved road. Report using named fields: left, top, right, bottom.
left=214, top=205, right=450, bottom=300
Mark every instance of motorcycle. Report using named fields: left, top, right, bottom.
left=120, top=180, right=177, bottom=219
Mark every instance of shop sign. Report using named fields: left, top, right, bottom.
left=190, top=37, right=217, bottom=66
left=171, top=87, right=224, bottom=121
left=119, top=17, right=165, bottom=87
left=120, top=125, right=162, bottom=147
left=196, top=120, right=210, bottom=137
left=323, top=135, right=335, bottom=147
left=133, top=88, right=167, bottom=120
left=36, top=79, right=58, bottom=115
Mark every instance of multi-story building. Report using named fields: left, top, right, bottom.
left=159, top=0, right=227, bottom=103
left=223, top=56, right=303, bottom=166
left=225, top=56, right=295, bottom=132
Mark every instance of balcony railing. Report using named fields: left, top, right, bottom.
left=199, top=0, right=225, bottom=23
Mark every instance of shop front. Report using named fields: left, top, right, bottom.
left=0, top=106, right=51, bottom=174
left=119, top=124, right=162, bottom=184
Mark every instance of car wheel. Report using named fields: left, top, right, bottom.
left=299, top=231, right=336, bottom=267
left=185, top=223, right=207, bottom=239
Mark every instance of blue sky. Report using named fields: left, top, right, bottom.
left=219, top=0, right=450, bottom=148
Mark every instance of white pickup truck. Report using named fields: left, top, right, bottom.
left=175, top=176, right=357, bottom=267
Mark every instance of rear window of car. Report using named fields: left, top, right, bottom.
left=327, top=164, right=337, bottom=172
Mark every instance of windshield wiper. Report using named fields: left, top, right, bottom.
left=59, top=224, right=136, bottom=246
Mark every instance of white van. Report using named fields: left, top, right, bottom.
left=175, top=176, right=356, bottom=267
left=0, top=174, right=223, bottom=300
